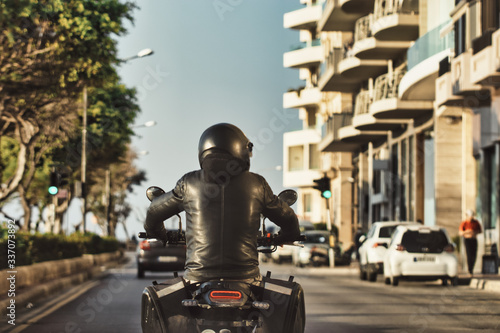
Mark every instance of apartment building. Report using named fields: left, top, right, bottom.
left=283, top=0, right=500, bottom=265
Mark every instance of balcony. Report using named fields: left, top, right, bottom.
left=318, top=0, right=375, bottom=32
left=371, top=70, right=433, bottom=119
left=337, top=125, right=387, bottom=146
left=399, top=21, right=454, bottom=101
left=284, top=4, right=323, bottom=30
left=283, top=129, right=323, bottom=188
left=470, top=29, right=500, bottom=87
left=319, top=113, right=358, bottom=152
left=371, top=0, right=419, bottom=41
left=338, top=56, right=388, bottom=82
left=351, top=14, right=412, bottom=60
left=352, top=91, right=409, bottom=130
left=319, top=48, right=360, bottom=92
left=284, top=39, right=323, bottom=69
left=451, top=50, right=488, bottom=96
left=435, top=57, right=464, bottom=107
left=283, top=87, right=321, bottom=109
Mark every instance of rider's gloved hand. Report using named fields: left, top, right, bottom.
left=146, top=226, right=169, bottom=242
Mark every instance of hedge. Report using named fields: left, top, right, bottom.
left=0, top=231, right=120, bottom=269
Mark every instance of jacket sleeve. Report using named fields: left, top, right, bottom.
left=260, top=177, right=300, bottom=241
left=144, top=177, right=185, bottom=239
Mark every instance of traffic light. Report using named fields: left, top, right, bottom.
left=48, top=171, right=59, bottom=195
left=313, top=176, right=331, bottom=199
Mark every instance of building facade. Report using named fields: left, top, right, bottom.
left=283, top=0, right=500, bottom=271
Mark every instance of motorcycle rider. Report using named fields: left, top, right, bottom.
left=144, top=123, right=301, bottom=283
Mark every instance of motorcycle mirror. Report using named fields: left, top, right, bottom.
left=278, top=189, right=297, bottom=206
left=146, top=186, right=166, bottom=202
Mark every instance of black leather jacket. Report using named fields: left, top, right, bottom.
left=144, top=167, right=300, bottom=282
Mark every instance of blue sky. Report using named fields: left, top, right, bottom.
left=114, top=1, right=303, bottom=238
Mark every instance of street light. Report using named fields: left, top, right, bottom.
left=133, top=120, right=157, bottom=128
left=121, top=48, right=154, bottom=62
left=81, top=48, right=154, bottom=233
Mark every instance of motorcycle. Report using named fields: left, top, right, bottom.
left=140, top=186, right=306, bottom=333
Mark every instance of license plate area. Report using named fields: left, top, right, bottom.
left=414, top=256, right=436, bottom=262
left=158, top=256, right=178, bottom=262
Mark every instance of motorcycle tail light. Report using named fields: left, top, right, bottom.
left=139, top=240, right=151, bottom=251
left=396, top=244, right=405, bottom=252
left=209, top=290, right=242, bottom=300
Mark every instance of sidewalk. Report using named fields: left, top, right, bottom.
left=297, top=261, right=500, bottom=293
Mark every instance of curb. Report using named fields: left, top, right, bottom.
left=1, top=251, right=127, bottom=316
left=469, top=277, right=500, bottom=293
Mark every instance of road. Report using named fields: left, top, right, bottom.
left=8, top=253, right=500, bottom=333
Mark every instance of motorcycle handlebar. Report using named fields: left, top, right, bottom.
left=138, top=232, right=305, bottom=249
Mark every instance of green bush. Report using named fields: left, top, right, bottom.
left=0, top=229, right=120, bottom=269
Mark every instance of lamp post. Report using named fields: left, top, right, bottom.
left=81, top=48, right=154, bottom=233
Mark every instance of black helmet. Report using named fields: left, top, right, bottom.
left=198, top=123, right=253, bottom=168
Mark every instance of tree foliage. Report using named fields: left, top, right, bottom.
left=0, top=0, right=144, bottom=232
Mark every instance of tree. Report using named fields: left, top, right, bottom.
left=0, top=0, right=138, bottom=230
left=0, top=0, right=137, bottom=204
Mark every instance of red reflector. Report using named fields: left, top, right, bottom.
left=139, top=240, right=151, bottom=251
left=209, top=290, right=242, bottom=300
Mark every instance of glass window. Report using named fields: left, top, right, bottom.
left=303, top=193, right=312, bottom=213
left=454, top=15, right=466, bottom=56
left=379, top=226, right=398, bottom=238
left=401, top=230, right=449, bottom=253
left=309, top=144, right=320, bottom=170
left=288, top=146, right=304, bottom=171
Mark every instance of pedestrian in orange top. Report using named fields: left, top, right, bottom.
left=458, top=209, right=482, bottom=275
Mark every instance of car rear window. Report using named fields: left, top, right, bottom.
left=378, top=226, right=398, bottom=238
left=401, top=230, right=449, bottom=253
left=305, top=234, right=328, bottom=244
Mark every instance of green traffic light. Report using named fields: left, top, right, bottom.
left=322, top=190, right=332, bottom=199
left=48, top=186, right=59, bottom=195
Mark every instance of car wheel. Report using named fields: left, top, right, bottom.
left=359, top=266, right=367, bottom=281
left=441, top=278, right=448, bottom=286
left=391, top=276, right=399, bottom=286
left=384, top=277, right=391, bottom=285
left=137, top=264, right=145, bottom=278
left=367, top=271, right=377, bottom=282
left=451, top=276, right=458, bottom=286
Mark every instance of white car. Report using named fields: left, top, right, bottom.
left=358, top=221, right=415, bottom=282
left=383, top=225, right=458, bottom=286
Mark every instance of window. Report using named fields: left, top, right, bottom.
left=303, top=193, right=312, bottom=214
left=401, top=230, right=449, bottom=254
left=455, top=15, right=466, bottom=56
left=288, top=146, right=304, bottom=171
left=309, top=144, right=320, bottom=170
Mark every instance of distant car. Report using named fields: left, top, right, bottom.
left=293, top=230, right=330, bottom=267
left=293, top=230, right=353, bottom=267
left=136, top=236, right=186, bottom=278
left=259, top=223, right=294, bottom=264
left=383, top=225, right=458, bottom=286
left=358, top=221, right=415, bottom=282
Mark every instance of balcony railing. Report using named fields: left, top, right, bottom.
left=354, top=91, right=372, bottom=116
left=407, top=21, right=455, bottom=71
left=290, top=39, right=322, bottom=51
left=373, top=0, right=419, bottom=21
left=322, top=112, right=354, bottom=140
left=373, top=69, right=407, bottom=102
left=354, top=14, right=374, bottom=44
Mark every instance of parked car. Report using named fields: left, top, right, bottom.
left=358, top=221, right=415, bottom=282
left=136, top=236, right=186, bottom=278
left=383, top=225, right=458, bottom=286
left=293, top=230, right=353, bottom=267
